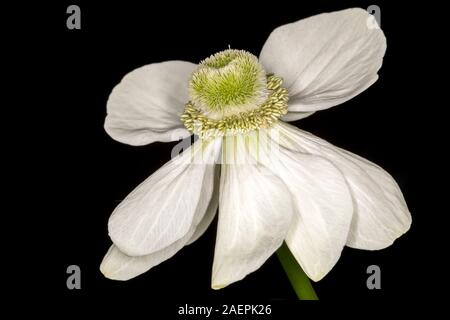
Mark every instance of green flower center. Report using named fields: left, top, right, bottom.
left=189, top=49, right=268, bottom=118
left=182, top=49, right=289, bottom=139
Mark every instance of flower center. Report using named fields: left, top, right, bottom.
left=182, top=49, right=289, bottom=139
left=189, top=49, right=268, bottom=118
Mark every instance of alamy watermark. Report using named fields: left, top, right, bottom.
left=367, top=5, right=381, bottom=29
left=66, top=264, right=81, bottom=289
left=366, top=265, right=381, bottom=290
left=66, top=5, right=81, bottom=30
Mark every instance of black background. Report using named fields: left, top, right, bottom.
left=15, top=0, right=441, bottom=314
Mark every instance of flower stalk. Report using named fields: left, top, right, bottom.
left=277, top=242, right=318, bottom=300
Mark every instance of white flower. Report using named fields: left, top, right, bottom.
left=100, top=8, right=411, bottom=289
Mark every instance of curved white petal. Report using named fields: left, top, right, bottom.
left=281, top=111, right=315, bottom=122
left=212, top=135, right=294, bottom=289
left=186, top=166, right=220, bottom=245
left=101, top=188, right=219, bottom=281
left=108, top=138, right=221, bottom=256
left=260, top=8, right=386, bottom=119
left=101, top=163, right=220, bottom=281
left=272, top=122, right=411, bottom=250
left=258, top=132, right=353, bottom=281
left=100, top=228, right=195, bottom=281
left=105, top=61, right=196, bottom=145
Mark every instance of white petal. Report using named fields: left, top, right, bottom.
left=281, top=111, right=315, bottom=122
left=260, top=8, right=386, bottom=119
left=100, top=228, right=195, bottom=281
left=212, top=135, right=294, bottom=289
left=186, top=166, right=220, bottom=245
left=108, top=138, right=221, bottom=256
left=101, top=162, right=220, bottom=281
left=105, top=61, right=196, bottom=145
left=273, top=122, right=411, bottom=250
left=101, top=178, right=219, bottom=281
left=259, top=132, right=353, bottom=281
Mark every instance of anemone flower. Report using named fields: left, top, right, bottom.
left=100, top=8, right=411, bottom=297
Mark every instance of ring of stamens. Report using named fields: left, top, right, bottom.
left=181, top=74, right=289, bottom=139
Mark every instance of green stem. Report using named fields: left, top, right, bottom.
left=276, top=242, right=319, bottom=300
